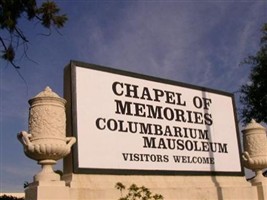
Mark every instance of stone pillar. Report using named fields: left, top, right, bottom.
left=18, top=87, right=76, bottom=200
left=242, top=119, right=267, bottom=199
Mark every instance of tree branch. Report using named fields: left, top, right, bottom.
left=14, top=26, right=29, bottom=42
left=0, top=36, right=8, bottom=50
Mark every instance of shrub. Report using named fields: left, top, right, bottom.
left=115, top=182, right=164, bottom=200
left=0, top=195, right=24, bottom=200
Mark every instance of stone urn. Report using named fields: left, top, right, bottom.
left=18, top=86, right=76, bottom=182
left=242, top=119, right=267, bottom=184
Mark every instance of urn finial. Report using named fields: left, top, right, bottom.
left=18, top=86, right=76, bottom=182
left=242, top=119, right=267, bottom=184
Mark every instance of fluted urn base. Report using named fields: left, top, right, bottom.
left=34, top=160, right=60, bottom=182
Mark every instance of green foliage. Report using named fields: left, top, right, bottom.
left=0, top=0, right=36, bottom=31
left=240, top=23, right=267, bottom=124
left=23, top=181, right=29, bottom=189
left=0, top=0, right=67, bottom=68
left=115, top=182, right=164, bottom=200
left=36, top=1, right=67, bottom=28
left=54, top=169, right=63, bottom=177
left=0, top=195, right=24, bottom=200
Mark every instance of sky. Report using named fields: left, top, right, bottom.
left=1, top=0, right=267, bottom=193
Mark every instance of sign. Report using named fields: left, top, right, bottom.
left=65, top=61, right=243, bottom=175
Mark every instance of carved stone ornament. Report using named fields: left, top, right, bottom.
left=18, top=86, right=76, bottom=182
left=242, top=119, right=267, bottom=184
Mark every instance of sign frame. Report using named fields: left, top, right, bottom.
left=64, top=60, right=244, bottom=176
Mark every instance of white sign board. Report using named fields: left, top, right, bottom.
left=65, top=61, right=243, bottom=175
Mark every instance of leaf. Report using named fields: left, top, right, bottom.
left=2, top=45, right=15, bottom=62
left=115, top=182, right=126, bottom=191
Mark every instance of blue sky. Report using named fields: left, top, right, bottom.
left=1, top=0, right=266, bottom=192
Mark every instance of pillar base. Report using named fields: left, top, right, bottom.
left=25, top=181, right=69, bottom=200
left=252, top=179, right=267, bottom=200
left=62, top=173, right=259, bottom=200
